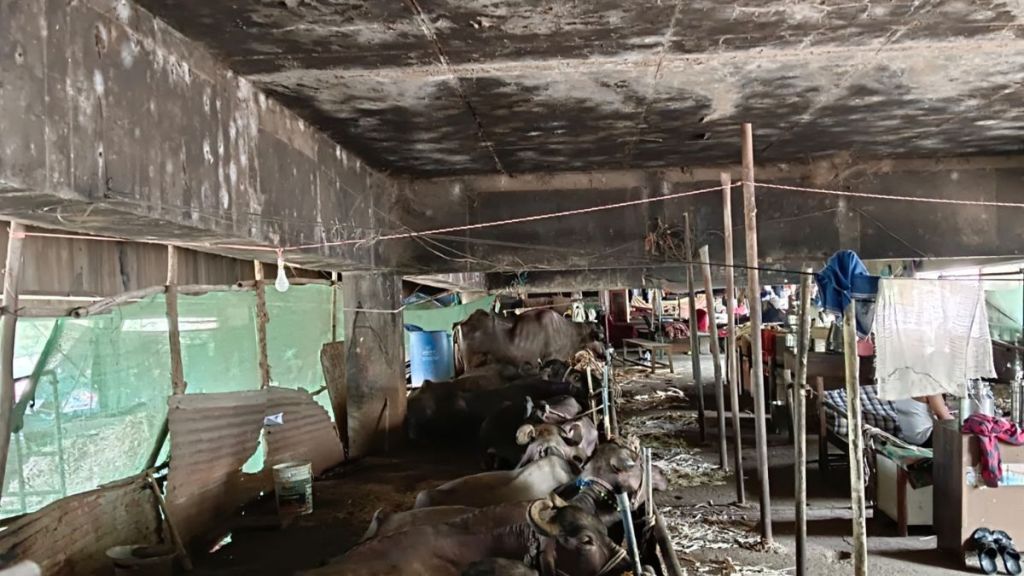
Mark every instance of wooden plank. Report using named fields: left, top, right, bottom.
left=794, top=271, right=814, bottom=576
left=742, top=122, right=773, bottom=543
left=320, top=341, right=349, bottom=455
left=843, top=300, right=868, bottom=576
left=721, top=171, right=746, bottom=505
left=166, top=246, right=185, bottom=395
left=254, top=261, right=271, bottom=390
left=0, top=222, right=25, bottom=499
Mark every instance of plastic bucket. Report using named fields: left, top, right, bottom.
left=273, top=461, right=313, bottom=517
left=407, top=328, right=454, bottom=387
left=106, top=545, right=174, bottom=576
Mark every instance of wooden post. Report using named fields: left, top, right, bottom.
left=166, top=246, right=185, bottom=395
left=843, top=300, right=868, bottom=576
left=742, top=123, right=773, bottom=543
left=254, top=260, right=271, bottom=389
left=794, top=271, right=814, bottom=576
left=721, top=172, right=746, bottom=504
left=0, top=222, right=26, bottom=499
left=655, top=510, right=685, bottom=576
left=330, top=271, right=339, bottom=342
left=683, top=213, right=705, bottom=443
left=699, top=246, right=728, bottom=470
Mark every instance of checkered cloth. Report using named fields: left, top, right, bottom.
left=822, top=385, right=901, bottom=438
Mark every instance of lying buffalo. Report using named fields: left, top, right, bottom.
left=480, top=395, right=583, bottom=470
left=305, top=497, right=624, bottom=576
left=516, top=417, right=599, bottom=469
left=458, top=309, right=604, bottom=370
left=363, top=440, right=663, bottom=542
left=414, top=454, right=575, bottom=509
left=462, top=558, right=538, bottom=576
left=408, top=376, right=578, bottom=443
left=361, top=505, right=474, bottom=542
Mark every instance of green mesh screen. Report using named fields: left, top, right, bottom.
left=402, top=295, right=495, bottom=357
left=0, top=285, right=345, bottom=519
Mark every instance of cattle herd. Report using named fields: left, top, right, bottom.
left=304, top=309, right=672, bottom=576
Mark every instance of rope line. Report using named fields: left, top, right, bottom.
left=750, top=181, right=1024, bottom=209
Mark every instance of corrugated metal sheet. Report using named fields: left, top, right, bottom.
left=165, top=391, right=268, bottom=544
left=266, top=388, right=345, bottom=475
left=0, top=475, right=161, bottom=576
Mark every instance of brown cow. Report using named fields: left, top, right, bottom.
left=457, top=309, right=604, bottom=370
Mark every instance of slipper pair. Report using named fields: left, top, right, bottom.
left=972, top=528, right=1022, bottom=575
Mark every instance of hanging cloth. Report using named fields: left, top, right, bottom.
left=962, top=414, right=1024, bottom=487
left=814, top=250, right=879, bottom=337
left=874, top=278, right=995, bottom=400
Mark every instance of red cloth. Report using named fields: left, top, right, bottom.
left=962, top=414, right=1024, bottom=487
left=696, top=309, right=709, bottom=332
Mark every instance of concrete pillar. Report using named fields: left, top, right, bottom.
left=342, top=273, right=405, bottom=458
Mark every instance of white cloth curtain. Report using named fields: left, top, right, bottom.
left=874, top=279, right=995, bottom=400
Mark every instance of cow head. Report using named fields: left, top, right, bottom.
left=580, top=442, right=668, bottom=497
left=527, top=496, right=627, bottom=576
left=406, top=380, right=467, bottom=442
left=516, top=422, right=587, bottom=468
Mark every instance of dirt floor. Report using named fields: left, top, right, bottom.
left=194, top=354, right=973, bottom=576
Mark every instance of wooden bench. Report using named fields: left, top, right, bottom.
left=621, top=338, right=675, bottom=374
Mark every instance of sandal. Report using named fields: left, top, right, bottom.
left=993, top=530, right=1022, bottom=576
left=972, top=528, right=1000, bottom=575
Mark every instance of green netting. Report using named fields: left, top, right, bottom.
left=1, top=285, right=345, bottom=519
left=987, top=285, right=1023, bottom=343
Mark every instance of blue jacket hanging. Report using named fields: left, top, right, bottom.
left=814, top=250, right=879, bottom=338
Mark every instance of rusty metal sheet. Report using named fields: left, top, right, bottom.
left=320, top=341, right=348, bottom=450
left=0, top=475, right=160, bottom=576
left=265, top=388, right=345, bottom=475
left=165, top=391, right=268, bottom=544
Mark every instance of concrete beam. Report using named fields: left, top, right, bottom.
left=403, top=155, right=1024, bottom=274
left=0, top=0, right=400, bottom=271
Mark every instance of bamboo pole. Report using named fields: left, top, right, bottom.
left=699, top=245, right=728, bottom=470
left=0, top=222, right=26, bottom=499
left=331, top=271, right=339, bottom=342
left=741, top=123, right=772, bottom=543
left=655, top=510, right=684, bottom=576
left=254, top=261, right=271, bottom=389
left=843, top=300, right=868, bottom=576
left=721, top=171, right=746, bottom=504
left=794, top=271, right=814, bottom=576
left=166, top=246, right=185, bottom=395
left=683, top=213, right=705, bottom=443
left=146, top=474, right=193, bottom=571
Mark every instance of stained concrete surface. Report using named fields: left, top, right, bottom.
left=194, top=352, right=969, bottom=575
left=129, top=0, right=1024, bottom=176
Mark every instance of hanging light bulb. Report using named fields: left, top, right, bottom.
left=274, top=249, right=290, bottom=293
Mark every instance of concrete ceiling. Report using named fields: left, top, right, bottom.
left=134, top=0, right=1024, bottom=177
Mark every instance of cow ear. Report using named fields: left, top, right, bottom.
left=561, top=422, right=584, bottom=446
left=516, top=424, right=537, bottom=446
left=527, top=499, right=560, bottom=538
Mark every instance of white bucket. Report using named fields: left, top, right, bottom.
left=272, top=461, right=313, bottom=517
left=106, top=545, right=174, bottom=576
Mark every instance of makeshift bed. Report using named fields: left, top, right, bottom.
left=820, top=385, right=934, bottom=536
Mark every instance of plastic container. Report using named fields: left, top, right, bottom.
left=106, top=545, right=174, bottom=576
left=406, top=326, right=454, bottom=387
left=272, top=461, right=313, bottom=517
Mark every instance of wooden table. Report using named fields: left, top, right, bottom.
left=621, top=338, right=675, bottom=374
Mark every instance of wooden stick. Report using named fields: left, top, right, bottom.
left=616, top=492, right=644, bottom=576
left=146, top=474, right=193, bottom=571
left=721, top=172, right=746, bottom=504
left=254, top=261, right=271, bottom=389
left=683, top=213, right=705, bottom=443
left=166, top=246, right=186, bottom=395
left=330, top=271, right=339, bottom=342
left=601, top=365, right=612, bottom=439
left=71, top=286, right=166, bottom=318
left=794, top=271, right=814, bottom=576
left=843, top=300, right=868, bottom=576
left=699, top=245, right=729, bottom=470
left=0, top=222, right=25, bottom=500
left=741, top=123, right=773, bottom=543
left=585, top=367, right=597, bottom=423
left=654, top=510, right=684, bottom=576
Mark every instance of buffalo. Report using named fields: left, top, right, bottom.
left=458, top=309, right=604, bottom=371
left=414, top=454, right=575, bottom=509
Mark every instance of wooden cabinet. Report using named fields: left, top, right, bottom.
left=934, top=420, right=1024, bottom=559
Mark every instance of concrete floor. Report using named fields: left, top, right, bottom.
left=194, top=353, right=973, bottom=576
